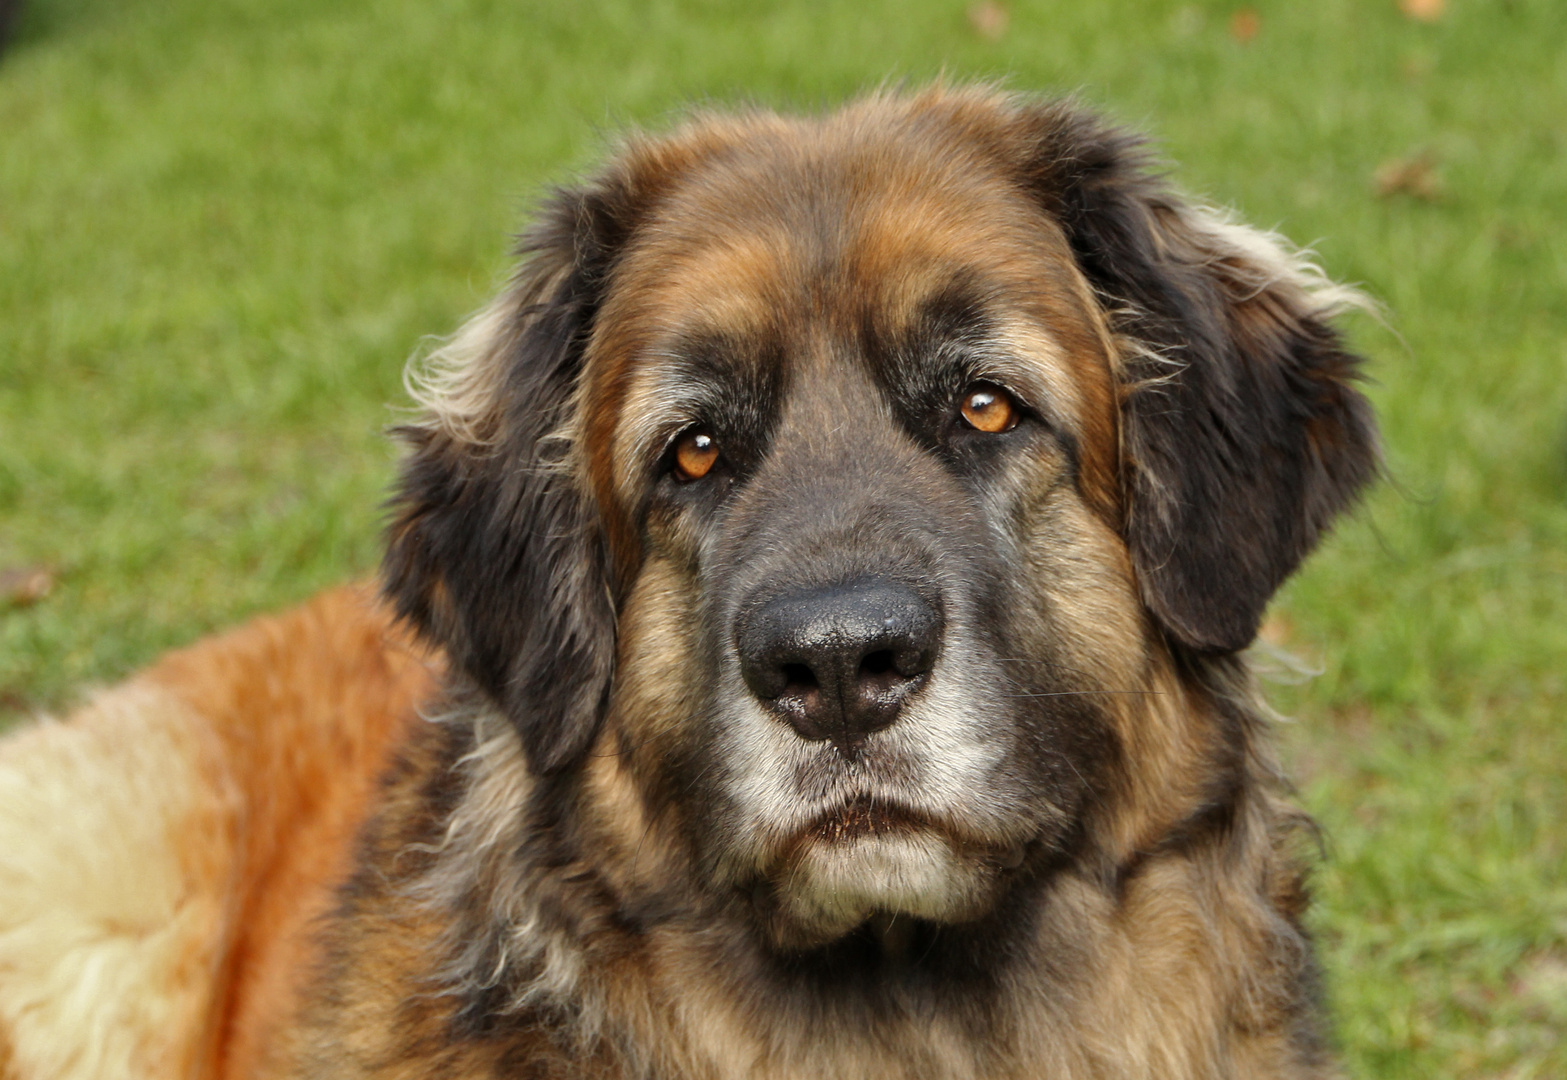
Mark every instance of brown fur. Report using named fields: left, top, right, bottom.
left=0, top=86, right=1376, bottom=1080
left=146, top=586, right=441, bottom=1079
left=297, top=88, right=1373, bottom=1077
left=0, top=587, right=437, bottom=1080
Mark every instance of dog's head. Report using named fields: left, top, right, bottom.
left=384, top=88, right=1376, bottom=951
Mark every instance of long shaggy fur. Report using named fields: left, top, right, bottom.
left=0, top=588, right=437, bottom=1080
left=0, top=86, right=1377, bottom=1080
left=0, top=684, right=237, bottom=1080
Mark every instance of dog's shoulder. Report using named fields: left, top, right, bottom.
left=0, top=586, right=441, bottom=1080
left=276, top=714, right=461, bottom=1077
left=278, top=714, right=606, bottom=1080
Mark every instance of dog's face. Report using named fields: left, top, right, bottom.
left=385, top=89, right=1376, bottom=952
left=596, top=130, right=1136, bottom=946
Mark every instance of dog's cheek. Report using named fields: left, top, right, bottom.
left=979, top=481, right=1138, bottom=816
left=1013, top=486, right=1147, bottom=695
left=610, top=554, right=715, bottom=771
left=971, top=442, right=1144, bottom=698
left=611, top=549, right=750, bottom=869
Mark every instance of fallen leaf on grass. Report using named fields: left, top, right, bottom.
left=1375, top=151, right=1442, bottom=200
left=0, top=566, right=55, bottom=609
left=968, top=1, right=1009, bottom=42
left=1399, top=0, right=1445, bottom=22
left=1229, top=8, right=1260, bottom=43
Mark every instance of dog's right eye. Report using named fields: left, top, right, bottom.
left=958, top=383, right=1020, bottom=434
left=672, top=428, right=720, bottom=481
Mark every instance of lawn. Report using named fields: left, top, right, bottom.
left=1, top=0, right=1563, bottom=1075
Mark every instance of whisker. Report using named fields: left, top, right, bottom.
left=1000, top=689, right=1161, bottom=699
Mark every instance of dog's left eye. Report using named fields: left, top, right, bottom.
left=672, top=427, right=720, bottom=481
left=958, top=383, right=1019, bottom=434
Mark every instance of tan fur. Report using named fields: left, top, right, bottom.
left=0, top=87, right=1372, bottom=1080
left=0, top=684, right=238, bottom=1080
left=276, top=677, right=1325, bottom=1080
left=0, top=587, right=439, bottom=1080
left=301, top=87, right=1354, bottom=1078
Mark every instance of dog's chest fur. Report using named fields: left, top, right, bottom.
left=284, top=704, right=1330, bottom=1080
left=285, top=86, right=1374, bottom=1079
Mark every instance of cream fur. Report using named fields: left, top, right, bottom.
left=0, top=683, right=241, bottom=1080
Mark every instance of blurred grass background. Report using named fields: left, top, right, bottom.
left=1, top=0, right=1563, bottom=1074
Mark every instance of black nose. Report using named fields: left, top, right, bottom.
left=735, top=578, right=942, bottom=753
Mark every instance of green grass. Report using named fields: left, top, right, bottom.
left=2, top=0, right=1563, bottom=1074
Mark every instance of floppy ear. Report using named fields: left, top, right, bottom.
left=1022, top=104, right=1378, bottom=653
left=382, top=184, right=634, bottom=772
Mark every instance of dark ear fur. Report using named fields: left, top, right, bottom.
left=1022, top=104, right=1379, bottom=653
left=382, top=184, right=634, bottom=772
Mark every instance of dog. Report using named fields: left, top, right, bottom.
left=0, top=85, right=1376, bottom=1079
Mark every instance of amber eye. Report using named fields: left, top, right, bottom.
left=959, top=384, right=1019, bottom=434
left=672, top=428, right=720, bottom=481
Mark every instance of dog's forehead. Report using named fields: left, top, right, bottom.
left=604, top=119, right=1109, bottom=349
left=581, top=114, right=1119, bottom=508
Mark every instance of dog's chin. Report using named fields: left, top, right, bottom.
left=752, top=817, right=1014, bottom=950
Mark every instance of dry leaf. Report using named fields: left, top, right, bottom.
left=1374, top=151, right=1442, bottom=201
left=1399, top=0, right=1444, bottom=22
left=0, top=566, right=55, bottom=609
left=1229, top=8, right=1261, bottom=43
left=968, top=1, right=1009, bottom=42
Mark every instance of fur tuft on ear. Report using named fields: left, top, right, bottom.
left=382, top=185, right=629, bottom=772
left=1020, top=103, right=1379, bottom=653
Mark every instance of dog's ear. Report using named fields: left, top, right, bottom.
left=1020, top=103, right=1379, bottom=653
left=382, top=183, right=636, bottom=772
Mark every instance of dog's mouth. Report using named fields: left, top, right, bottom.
left=805, top=796, right=929, bottom=845
left=747, top=795, right=1020, bottom=950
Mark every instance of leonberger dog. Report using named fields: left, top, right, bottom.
left=0, top=85, right=1377, bottom=1080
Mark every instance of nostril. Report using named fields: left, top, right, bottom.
left=773, top=662, right=821, bottom=729
left=858, top=650, right=895, bottom=678
left=857, top=647, right=927, bottom=703
left=779, top=662, right=817, bottom=697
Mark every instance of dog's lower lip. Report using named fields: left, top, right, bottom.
left=807, top=797, right=926, bottom=843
